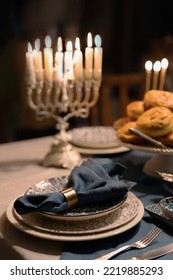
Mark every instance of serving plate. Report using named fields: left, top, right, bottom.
left=25, top=176, right=127, bottom=221
left=119, top=141, right=173, bottom=177
left=68, top=126, right=119, bottom=149
left=6, top=193, right=144, bottom=241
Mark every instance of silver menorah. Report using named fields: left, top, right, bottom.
left=26, top=71, right=101, bottom=168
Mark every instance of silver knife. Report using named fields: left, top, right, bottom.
left=129, top=243, right=173, bottom=260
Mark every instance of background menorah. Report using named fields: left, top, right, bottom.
left=26, top=71, right=101, bottom=169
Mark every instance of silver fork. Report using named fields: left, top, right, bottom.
left=96, top=226, right=162, bottom=260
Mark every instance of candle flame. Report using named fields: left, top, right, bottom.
left=87, top=32, right=92, bottom=47
left=66, top=41, right=73, bottom=52
left=27, top=42, right=32, bottom=52
left=153, top=60, right=161, bottom=72
left=161, top=58, right=169, bottom=69
left=45, top=35, right=52, bottom=48
left=145, top=60, right=152, bottom=71
left=35, top=38, right=40, bottom=51
left=57, top=37, right=63, bottom=52
left=94, top=35, right=101, bottom=47
left=75, top=37, right=80, bottom=50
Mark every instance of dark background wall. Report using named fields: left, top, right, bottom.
left=1, top=0, right=173, bottom=143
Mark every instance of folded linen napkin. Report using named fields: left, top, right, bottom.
left=14, top=158, right=136, bottom=215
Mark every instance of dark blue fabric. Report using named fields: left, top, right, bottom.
left=13, top=158, right=135, bottom=215
left=60, top=151, right=173, bottom=260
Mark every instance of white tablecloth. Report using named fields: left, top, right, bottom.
left=0, top=136, right=70, bottom=260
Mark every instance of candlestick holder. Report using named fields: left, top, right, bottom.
left=27, top=70, right=101, bottom=168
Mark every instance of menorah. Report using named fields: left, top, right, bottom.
left=26, top=74, right=101, bottom=168
left=25, top=33, right=102, bottom=168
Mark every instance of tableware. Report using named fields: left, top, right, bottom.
left=130, top=242, right=173, bottom=260
left=68, top=126, right=119, bottom=149
left=25, top=176, right=127, bottom=221
left=129, top=128, right=168, bottom=149
left=13, top=192, right=138, bottom=235
left=145, top=204, right=173, bottom=228
left=159, top=197, right=173, bottom=220
left=96, top=226, right=162, bottom=260
left=119, top=141, right=173, bottom=178
left=157, top=171, right=173, bottom=183
left=6, top=193, right=144, bottom=241
left=74, top=145, right=129, bottom=155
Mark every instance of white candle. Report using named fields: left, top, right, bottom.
left=145, top=60, right=152, bottom=92
left=64, top=40, right=74, bottom=79
left=152, top=60, right=161, bottom=89
left=43, top=35, right=53, bottom=82
left=73, top=37, right=83, bottom=80
left=94, top=34, right=103, bottom=79
left=25, top=42, right=36, bottom=88
left=33, top=38, right=43, bottom=81
left=55, top=37, right=64, bottom=81
left=85, top=32, right=93, bottom=79
left=159, top=58, right=169, bottom=90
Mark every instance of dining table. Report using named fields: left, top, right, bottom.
left=0, top=134, right=173, bottom=260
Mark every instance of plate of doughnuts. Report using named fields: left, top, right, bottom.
left=113, top=90, right=173, bottom=149
left=113, top=90, right=173, bottom=177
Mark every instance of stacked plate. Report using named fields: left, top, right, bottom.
left=68, top=126, right=129, bottom=155
left=6, top=176, right=144, bottom=242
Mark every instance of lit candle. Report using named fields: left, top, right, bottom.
left=43, top=35, right=53, bottom=82
left=159, top=58, right=169, bottom=90
left=55, top=37, right=64, bottom=81
left=85, top=32, right=93, bottom=79
left=64, top=40, right=74, bottom=79
left=25, top=42, right=36, bottom=88
left=33, top=38, right=43, bottom=81
left=73, top=37, right=83, bottom=80
left=145, top=60, right=152, bottom=92
left=152, top=60, right=161, bottom=89
left=93, top=34, right=103, bottom=79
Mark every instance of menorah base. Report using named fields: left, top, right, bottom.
left=43, top=141, right=81, bottom=169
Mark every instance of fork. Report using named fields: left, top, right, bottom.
left=96, top=226, right=162, bottom=260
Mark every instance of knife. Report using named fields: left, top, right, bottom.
left=129, top=243, right=173, bottom=260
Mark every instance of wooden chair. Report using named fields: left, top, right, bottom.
left=90, top=73, right=146, bottom=126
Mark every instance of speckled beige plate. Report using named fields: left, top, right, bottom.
left=6, top=192, right=144, bottom=241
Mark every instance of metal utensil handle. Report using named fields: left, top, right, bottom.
left=129, top=128, right=167, bottom=149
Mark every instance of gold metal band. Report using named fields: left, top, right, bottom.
left=61, top=188, right=78, bottom=209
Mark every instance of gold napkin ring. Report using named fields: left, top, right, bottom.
left=61, top=188, right=78, bottom=209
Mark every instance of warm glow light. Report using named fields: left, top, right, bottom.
left=87, top=32, right=92, bottom=47
left=35, top=38, right=40, bottom=51
left=45, top=35, right=52, bottom=48
left=28, top=42, right=32, bottom=52
left=57, top=37, right=62, bottom=52
left=153, top=60, right=161, bottom=72
left=161, top=58, right=169, bottom=69
left=66, top=41, right=73, bottom=51
left=75, top=37, right=80, bottom=50
left=94, top=35, right=101, bottom=47
left=145, top=60, right=152, bottom=71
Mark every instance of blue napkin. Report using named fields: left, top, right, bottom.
left=14, top=158, right=136, bottom=215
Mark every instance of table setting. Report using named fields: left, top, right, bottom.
left=1, top=33, right=173, bottom=261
